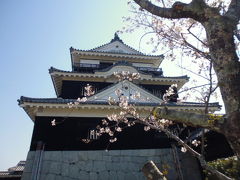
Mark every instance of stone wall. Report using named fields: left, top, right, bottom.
left=21, top=149, right=201, bottom=180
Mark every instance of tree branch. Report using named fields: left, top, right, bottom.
left=152, top=107, right=224, bottom=132
left=136, top=119, right=232, bottom=180
left=180, top=33, right=211, bottom=60
left=178, top=83, right=216, bottom=94
left=133, top=0, right=207, bottom=21
left=187, top=22, right=208, bottom=47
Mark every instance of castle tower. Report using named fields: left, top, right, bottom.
left=19, top=34, right=220, bottom=180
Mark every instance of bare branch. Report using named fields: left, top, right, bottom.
left=176, top=64, right=210, bottom=80
left=138, top=31, right=156, bottom=51
left=180, top=33, right=211, bottom=60
left=187, top=23, right=208, bottom=47
left=178, top=83, right=216, bottom=94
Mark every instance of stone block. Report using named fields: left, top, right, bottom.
left=98, top=171, right=109, bottom=180
left=88, top=151, right=103, bottom=160
left=124, top=172, right=138, bottom=180
left=69, top=165, right=80, bottom=179
left=76, top=161, right=85, bottom=171
left=54, top=175, right=63, bottom=180
left=47, top=151, right=62, bottom=161
left=89, top=172, right=98, bottom=180
left=138, top=149, right=155, bottom=156
left=78, top=152, right=88, bottom=161
left=160, top=148, right=171, bottom=155
left=117, top=171, right=125, bottom=180
left=108, top=150, right=121, bottom=156
left=62, top=151, right=78, bottom=163
left=93, top=160, right=106, bottom=172
left=151, top=156, right=162, bottom=163
left=105, top=162, right=112, bottom=171
left=20, top=172, right=31, bottom=180
left=132, top=172, right=144, bottom=180
left=50, top=161, right=62, bottom=175
left=106, top=162, right=120, bottom=171
left=61, top=163, right=70, bottom=176
left=43, top=152, right=51, bottom=160
left=44, top=173, right=56, bottom=180
left=109, top=171, right=117, bottom=178
left=131, top=156, right=147, bottom=163
left=111, top=156, right=120, bottom=162
left=127, top=162, right=139, bottom=171
left=41, top=160, right=52, bottom=174
left=81, top=160, right=93, bottom=171
left=134, top=161, right=146, bottom=171
left=121, top=156, right=131, bottom=162
left=79, top=171, right=89, bottom=180
left=120, top=150, right=133, bottom=156
left=23, top=159, right=33, bottom=173
left=103, top=155, right=111, bottom=162
left=120, top=162, right=131, bottom=172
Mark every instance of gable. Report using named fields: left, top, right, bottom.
left=87, top=80, right=162, bottom=104
left=92, top=41, right=142, bottom=55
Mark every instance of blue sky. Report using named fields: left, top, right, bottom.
left=0, top=0, right=140, bottom=170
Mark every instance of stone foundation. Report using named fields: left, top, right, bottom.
left=21, top=149, right=201, bottom=180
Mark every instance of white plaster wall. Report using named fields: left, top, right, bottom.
left=80, top=60, right=100, bottom=64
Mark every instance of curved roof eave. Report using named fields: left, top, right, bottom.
left=49, top=66, right=189, bottom=81
left=18, top=96, right=220, bottom=108
left=18, top=96, right=221, bottom=121
left=70, top=48, right=164, bottom=59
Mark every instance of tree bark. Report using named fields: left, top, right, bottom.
left=142, top=161, right=167, bottom=180
left=202, top=13, right=240, bottom=158
left=153, top=107, right=223, bottom=132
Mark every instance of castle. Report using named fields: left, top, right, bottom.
left=19, top=34, right=221, bottom=180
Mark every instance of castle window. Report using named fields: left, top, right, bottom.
left=153, top=89, right=162, bottom=98
left=88, top=129, right=99, bottom=140
left=80, top=85, right=97, bottom=97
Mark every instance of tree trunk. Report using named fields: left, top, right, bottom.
left=203, top=16, right=240, bottom=158
left=142, top=161, right=167, bottom=180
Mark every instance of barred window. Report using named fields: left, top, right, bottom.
left=88, top=129, right=99, bottom=140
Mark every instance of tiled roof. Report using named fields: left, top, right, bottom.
left=18, top=96, right=220, bottom=108
left=70, top=33, right=163, bottom=57
left=70, top=47, right=163, bottom=57
left=90, top=33, right=144, bottom=55
left=8, top=161, right=25, bottom=172
left=0, top=161, right=25, bottom=177
left=49, top=66, right=189, bottom=80
left=0, top=172, right=10, bottom=176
